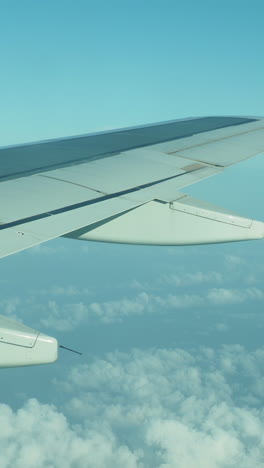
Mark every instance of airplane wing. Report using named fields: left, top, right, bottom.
left=1, top=115, right=264, bottom=259
left=1, top=115, right=264, bottom=368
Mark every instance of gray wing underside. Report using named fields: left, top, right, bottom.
left=1, top=116, right=264, bottom=258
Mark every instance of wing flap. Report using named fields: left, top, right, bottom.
left=0, top=175, right=101, bottom=223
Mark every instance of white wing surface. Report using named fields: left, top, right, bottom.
left=1, top=116, right=264, bottom=258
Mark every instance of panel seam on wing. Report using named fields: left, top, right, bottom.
left=167, top=125, right=264, bottom=156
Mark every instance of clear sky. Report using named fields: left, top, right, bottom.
left=0, top=1, right=264, bottom=467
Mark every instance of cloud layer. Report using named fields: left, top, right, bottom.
left=33, top=284, right=263, bottom=331
left=1, top=345, right=264, bottom=467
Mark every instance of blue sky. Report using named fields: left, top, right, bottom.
left=1, top=0, right=264, bottom=144
left=0, top=1, right=264, bottom=467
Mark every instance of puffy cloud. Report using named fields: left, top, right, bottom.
left=2, top=346, right=264, bottom=467
left=54, top=346, right=264, bottom=467
left=0, top=399, right=139, bottom=468
left=146, top=416, right=261, bottom=468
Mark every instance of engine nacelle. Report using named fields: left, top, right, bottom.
left=0, top=315, right=58, bottom=368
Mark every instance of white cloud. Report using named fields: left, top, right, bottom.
left=161, top=271, right=223, bottom=287
left=40, top=300, right=88, bottom=331
left=224, top=254, right=245, bottom=266
left=207, top=287, right=264, bottom=305
left=35, top=282, right=264, bottom=331
left=2, top=346, right=264, bottom=467
left=207, top=288, right=245, bottom=305
left=55, top=346, right=264, bottom=466
left=146, top=418, right=244, bottom=468
left=89, top=291, right=151, bottom=324
left=155, top=292, right=204, bottom=309
left=39, top=292, right=151, bottom=330
left=153, top=285, right=263, bottom=312
left=0, top=399, right=139, bottom=468
left=128, top=270, right=224, bottom=293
